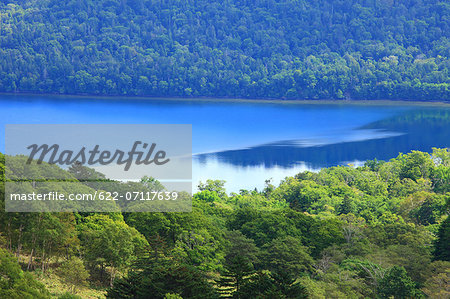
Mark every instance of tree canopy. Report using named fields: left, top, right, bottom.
left=0, top=0, right=448, bottom=101
left=0, top=149, right=448, bottom=297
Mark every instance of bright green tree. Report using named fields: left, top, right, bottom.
left=0, top=248, right=50, bottom=299
left=58, top=256, right=90, bottom=293
left=78, top=214, right=148, bottom=286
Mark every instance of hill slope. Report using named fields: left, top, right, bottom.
left=0, top=0, right=449, bottom=100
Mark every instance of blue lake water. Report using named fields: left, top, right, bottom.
left=1, top=94, right=449, bottom=192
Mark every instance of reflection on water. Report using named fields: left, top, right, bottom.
left=0, top=95, right=448, bottom=193
left=196, top=129, right=407, bottom=168
left=194, top=108, right=449, bottom=191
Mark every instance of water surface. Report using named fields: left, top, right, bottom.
left=1, top=95, right=448, bottom=192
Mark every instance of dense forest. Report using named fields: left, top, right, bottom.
left=0, top=148, right=449, bottom=298
left=0, top=0, right=449, bottom=101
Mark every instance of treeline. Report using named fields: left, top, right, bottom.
left=0, top=149, right=449, bottom=298
left=0, top=0, right=448, bottom=100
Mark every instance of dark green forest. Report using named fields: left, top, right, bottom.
left=0, top=149, right=449, bottom=298
left=0, top=0, right=449, bottom=100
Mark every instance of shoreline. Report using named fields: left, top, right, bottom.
left=1, top=91, right=449, bottom=107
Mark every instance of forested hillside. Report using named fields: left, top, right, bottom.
left=0, top=0, right=448, bottom=100
left=0, top=149, right=449, bottom=298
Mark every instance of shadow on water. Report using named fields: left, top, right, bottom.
left=196, top=108, right=450, bottom=168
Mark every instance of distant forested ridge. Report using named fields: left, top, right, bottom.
left=0, top=0, right=449, bottom=100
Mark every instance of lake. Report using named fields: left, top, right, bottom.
left=1, top=94, right=449, bottom=192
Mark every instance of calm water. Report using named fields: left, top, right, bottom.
left=1, top=94, right=449, bottom=192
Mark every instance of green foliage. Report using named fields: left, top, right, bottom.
left=369, top=245, right=432, bottom=285
left=58, top=256, right=90, bottom=293
left=107, top=240, right=218, bottom=299
left=198, top=180, right=227, bottom=199
left=421, top=261, right=450, bottom=298
left=433, top=216, right=450, bottom=261
left=398, top=151, right=434, bottom=181
left=140, top=176, right=165, bottom=192
left=193, top=190, right=222, bottom=203
left=0, top=248, right=50, bottom=299
left=228, top=209, right=302, bottom=247
left=57, top=292, right=83, bottom=299
left=0, top=1, right=448, bottom=100
left=377, top=266, right=420, bottom=298
left=0, top=149, right=448, bottom=297
left=364, top=158, right=385, bottom=172
left=78, top=214, right=148, bottom=285
left=108, top=262, right=218, bottom=299
left=227, top=207, right=344, bottom=257
left=173, top=228, right=224, bottom=272
left=271, top=178, right=329, bottom=212
left=263, top=236, right=314, bottom=279
left=238, top=271, right=308, bottom=299
left=217, top=231, right=259, bottom=297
